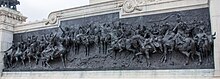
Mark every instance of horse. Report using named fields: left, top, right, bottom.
left=81, top=35, right=90, bottom=56
left=41, top=41, right=68, bottom=68
left=193, top=33, right=210, bottom=65
left=3, top=51, right=12, bottom=68
left=100, top=33, right=111, bottom=54
left=53, top=41, right=68, bottom=67
left=130, top=35, right=152, bottom=65
left=41, top=44, right=54, bottom=68
left=176, top=37, right=196, bottom=65
left=13, top=46, right=26, bottom=66
left=161, top=30, right=176, bottom=63
left=74, top=34, right=84, bottom=55
left=25, top=41, right=39, bottom=66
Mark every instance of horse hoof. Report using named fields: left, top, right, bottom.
left=184, top=63, right=188, bottom=66
left=147, top=63, right=151, bottom=67
left=198, top=62, right=202, bottom=65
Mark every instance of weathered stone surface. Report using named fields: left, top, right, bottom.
left=5, top=8, right=214, bottom=71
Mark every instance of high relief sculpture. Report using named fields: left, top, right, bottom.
left=4, top=8, right=215, bottom=71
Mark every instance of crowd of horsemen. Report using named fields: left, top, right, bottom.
left=3, top=15, right=216, bottom=68
left=0, top=0, right=20, bottom=10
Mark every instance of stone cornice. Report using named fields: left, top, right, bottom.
left=45, top=0, right=119, bottom=25
left=0, top=8, right=27, bottom=22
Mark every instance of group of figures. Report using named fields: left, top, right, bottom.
left=3, top=14, right=216, bottom=69
left=0, top=0, right=20, bottom=10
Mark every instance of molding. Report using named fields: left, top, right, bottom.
left=14, top=0, right=209, bottom=34
left=1, top=69, right=215, bottom=78
left=45, top=13, right=61, bottom=25
left=0, top=24, right=14, bottom=32
left=14, top=23, right=58, bottom=33
left=0, top=7, right=27, bottom=22
left=120, top=0, right=209, bottom=18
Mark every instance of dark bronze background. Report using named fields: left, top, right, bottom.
left=5, top=8, right=214, bottom=71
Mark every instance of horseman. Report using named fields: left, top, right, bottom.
left=60, top=26, right=72, bottom=50
left=3, top=41, right=17, bottom=68
left=173, top=14, right=188, bottom=45
left=45, top=32, right=57, bottom=46
left=159, top=22, right=170, bottom=36
left=161, top=30, right=176, bottom=63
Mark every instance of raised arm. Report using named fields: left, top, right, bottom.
left=44, top=34, right=49, bottom=41
left=60, top=26, right=65, bottom=34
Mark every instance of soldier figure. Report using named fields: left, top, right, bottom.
left=4, top=41, right=17, bottom=67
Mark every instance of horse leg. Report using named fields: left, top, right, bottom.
left=10, top=56, right=13, bottom=64
left=132, top=54, right=137, bottom=61
left=76, top=43, right=80, bottom=55
left=20, top=56, right=25, bottom=66
left=65, top=54, right=67, bottom=63
left=60, top=54, right=66, bottom=68
left=87, top=46, right=89, bottom=56
left=159, top=45, right=163, bottom=53
left=22, top=59, right=25, bottom=66
left=102, top=42, right=105, bottom=54
left=151, top=44, right=157, bottom=53
left=160, top=45, right=167, bottom=63
left=144, top=52, right=151, bottom=67
left=105, top=42, right=108, bottom=54
left=104, top=43, right=106, bottom=54
left=12, top=57, right=19, bottom=68
left=46, top=60, right=51, bottom=68
left=132, top=51, right=142, bottom=61
left=181, top=51, right=190, bottom=65
left=196, top=51, right=202, bottom=65
left=99, top=42, right=101, bottom=53
left=114, top=50, right=117, bottom=60
left=28, top=56, right=32, bottom=67
left=42, top=60, right=45, bottom=67
left=85, top=46, right=87, bottom=56
left=8, top=56, right=13, bottom=68
left=86, top=45, right=89, bottom=56
left=145, top=49, right=150, bottom=59
left=35, top=57, right=39, bottom=65
left=75, top=43, right=77, bottom=54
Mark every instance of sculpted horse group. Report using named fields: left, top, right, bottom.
left=3, top=14, right=215, bottom=69
left=4, top=33, right=69, bottom=68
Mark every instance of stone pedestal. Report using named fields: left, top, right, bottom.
left=0, top=7, right=26, bottom=73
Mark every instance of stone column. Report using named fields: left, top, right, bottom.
left=0, top=7, right=26, bottom=73
left=209, top=0, right=220, bottom=76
